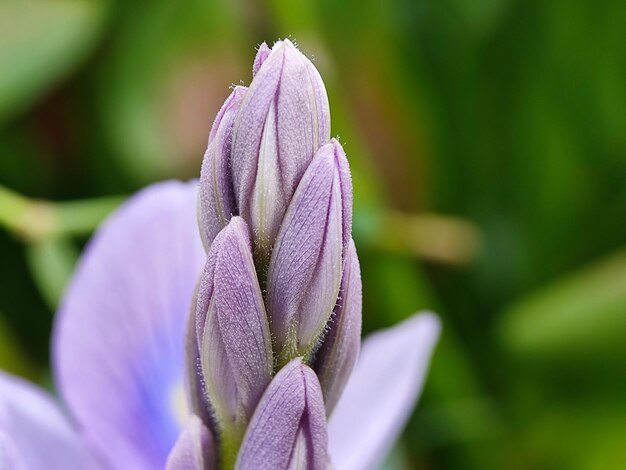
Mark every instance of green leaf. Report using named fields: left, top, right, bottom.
left=26, top=237, right=78, bottom=310
left=499, top=249, right=626, bottom=361
left=0, top=0, right=109, bottom=123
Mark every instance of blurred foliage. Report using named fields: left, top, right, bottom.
left=0, top=0, right=625, bottom=468
left=0, top=0, right=109, bottom=124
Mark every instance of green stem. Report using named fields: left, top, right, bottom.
left=0, top=185, right=123, bottom=242
left=362, top=210, right=483, bottom=266
left=220, top=424, right=245, bottom=469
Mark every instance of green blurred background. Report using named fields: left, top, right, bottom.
left=1, top=0, right=625, bottom=468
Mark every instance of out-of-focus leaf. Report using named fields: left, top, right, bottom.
left=0, top=185, right=121, bottom=242
left=0, top=0, right=109, bottom=123
left=412, top=397, right=503, bottom=448
left=364, top=211, right=482, bottom=266
left=520, top=405, right=626, bottom=470
left=54, top=197, right=122, bottom=237
left=450, top=0, right=511, bottom=41
left=26, top=237, right=78, bottom=310
left=499, top=249, right=626, bottom=361
left=98, top=0, right=246, bottom=184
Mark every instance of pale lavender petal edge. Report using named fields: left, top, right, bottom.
left=328, top=312, right=441, bottom=470
left=0, top=371, right=99, bottom=469
left=165, top=414, right=215, bottom=470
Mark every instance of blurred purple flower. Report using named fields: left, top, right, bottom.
left=0, top=40, right=440, bottom=470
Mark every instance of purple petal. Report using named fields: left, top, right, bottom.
left=198, top=86, right=247, bottom=250
left=236, top=359, right=328, bottom=470
left=199, top=217, right=273, bottom=439
left=165, top=414, right=215, bottom=470
left=252, top=42, right=271, bottom=77
left=53, top=181, right=205, bottom=470
left=328, top=313, right=441, bottom=470
left=194, top=227, right=222, bottom=345
left=232, top=39, right=331, bottom=259
left=184, top=288, right=212, bottom=428
left=0, top=432, right=24, bottom=470
left=314, top=239, right=362, bottom=415
left=185, top=233, right=223, bottom=430
left=0, top=371, right=99, bottom=469
left=267, top=142, right=344, bottom=361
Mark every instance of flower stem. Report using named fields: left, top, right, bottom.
left=0, top=185, right=123, bottom=242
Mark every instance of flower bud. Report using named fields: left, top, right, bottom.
left=231, top=39, right=331, bottom=260
left=236, top=358, right=328, bottom=470
left=194, top=217, right=273, bottom=455
left=166, top=415, right=215, bottom=470
left=198, top=86, right=247, bottom=251
left=314, top=239, right=362, bottom=415
left=266, top=140, right=352, bottom=362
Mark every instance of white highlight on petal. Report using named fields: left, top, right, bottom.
left=170, top=381, right=189, bottom=429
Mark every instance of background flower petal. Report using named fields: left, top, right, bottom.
left=53, top=181, right=205, bottom=470
left=328, top=312, right=441, bottom=470
left=0, top=371, right=99, bottom=469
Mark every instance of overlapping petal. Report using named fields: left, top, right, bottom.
left=0, top=371, right=99, bottom=469
left=165, top=414, right=216, bottom=470
left=314, top=239, right=362, bottom=415
left=53, top=181, right=205, bottom=470
left=236, top=359, right=328, bottom=470
left=267, top=141, right=345, bottom=361
left=198, top=86, right=246, bottom=250
left=197, top=217, right=273, bottom=447
left=231, top=39, right=331, bottom=258
left=328, top=313, right=441, bottom=470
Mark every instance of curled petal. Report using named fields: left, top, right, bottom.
left=198, top=86, right=247, bottom=250
left=267, top=142, right=345, bottom=361
left=53, top=181, right=204, bottom=470
left=198, top=217, right=273, bottom=443
left=165, top=415, right=215, bottom=470
left=236, top=359, right=329, bottom=470
left=314, top=239, right=362, bottom=415
left=0, top=371, right=99, bottom=469
left=232, top=39, right=331, bottom=259
left=328, top=313, right=441, bottom=470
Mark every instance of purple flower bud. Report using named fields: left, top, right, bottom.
left=231, top=39, right=331, bottom=260
left=0, top=41, right=443, bottom=470
left=314, top=239, right=362, bottom=415
left=193, top=40, right=358, bottom=465
left=266, top=139, right=352, bottom=362
left=198, top=86, right=247, bottom=250
left=236, top=358, right=329, bottom=470
left=194, top=217, right=273, bottom=456
left=166, top=415, right=215, bottom=470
